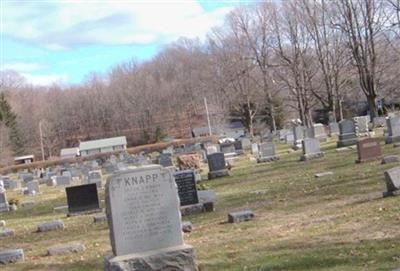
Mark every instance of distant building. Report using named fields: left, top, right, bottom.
left=14, top=155, right=34, bottom=165
left=192, top=121, right=245, bottom=139
left=79, top=136, right=127, bottom=157
left=60, top=147, right=79, bottom=159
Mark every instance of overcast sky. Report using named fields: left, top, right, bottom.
left=1, top=0, right=252, bottom=86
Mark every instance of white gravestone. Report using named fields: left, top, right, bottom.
left=105, top=165, right=197, bottom=271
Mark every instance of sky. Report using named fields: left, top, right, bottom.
left=0, top=0, right=251, bottom=86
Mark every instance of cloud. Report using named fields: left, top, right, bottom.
left=21, top=73, right=69, bottom=86
left=1, top=1, right=233, bottom=49
left=2, top=62, right=47, bottom=72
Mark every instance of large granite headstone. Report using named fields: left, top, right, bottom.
left=257, top=142, right=279, bottom=163
left=105, top=165, right=197, bottom=271
left=66, top=183, right=101, bottom=216
left=300, top=138, right=324, bottom=161
left=337, top=119, right=358, bottom=147
left=173, top=170, right=199, bottom=206
left=356, top=138, right=382, bottom=163
left=207, top=152, right=229, bottom=180
left=385, top=117, right=400, bottom=144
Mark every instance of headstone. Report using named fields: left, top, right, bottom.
left=157, top=153, right=173, bottom=168
left=26, top=180, right=40, bottom=195
left=0, top=249, right=24, bottom=264
left=257, top=142, right=279, bottom=163
left=173, top=170, right=199, bottom=206
left=240, top=138, right=251, bottom=150
left=55, top=176, right=71, bottom=186
left=329, top=122, right=340, bottom=136
left=37, top=220, right=64, bottom=232
left=251, top=143, right=259, bottom=155
left=285, top=133, right=294, bottom=144
left=197, top=190, right=216, bottom=204
left=382, top=155, right=400, bottom=164
left=293, top=126, right=305, bottom=149
left=205, top=145, right=218, bottom=155
left=2, top=178, right=18, bottom=190
left=233, top=140, right=244, bottom=155
left=207, top=152, right=229, bottom=180
left=20, top=174, right=33, bottom=183
left=354, top=116, right=370, bottom=137
left=228, top=210, right=255, bottom=223
left=47, top=243, right=86, bottom=256
left=356, top=138, right=382, bottom=163
left=337, top=119, right=358, bottom=147
left=312, top=124, right=327, bottom=141
left=220, top=142, right=235, bottom=154
left=383, top=167, right=400, bottom=197
left=0, top=192, right=9, bottom=213
left=66, top=183, right=101, bottom=216
left=300, top=138, right=324, bottom=161
left=385, top=117, right=400, bottom=144
left=86, top=170, right=102, bottom=188
left=105, top=165, right=197, bottom=270
left=261, top=131, right=273, bottom=142
left=304, top=127, right=314, bottom=139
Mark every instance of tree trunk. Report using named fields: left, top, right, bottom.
left=367, top=94, right=378, bottom=120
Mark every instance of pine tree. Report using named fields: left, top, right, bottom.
left=0, top=93, right=25, bottom=155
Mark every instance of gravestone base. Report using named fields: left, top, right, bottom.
left=67, top=208, right=102, bottom=217
left=180, top=203, right=204, bottom=216
left=257, top=156, right=279, bottom=163
left=356, top=155, right=383, bottom=163
left=300, top=152, right=324, bottom=161
left=208, top=169, right=229, bottom=180
left=104, top=244, right=198, bottom=271
left=383, top=190, right=400, bottom=198
left=337, top=138, right=358, bottom=147
left=385, top=136, right=400, bottom=144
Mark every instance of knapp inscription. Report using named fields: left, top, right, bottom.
left=106, top=165, right=183, bottom=256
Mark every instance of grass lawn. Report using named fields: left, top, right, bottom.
left=2, top=130, right=400, bottom=271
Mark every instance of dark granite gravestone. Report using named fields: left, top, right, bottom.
left=207, top=152, right=229, bottom=180
left=337, top=119, right=358, bottom=147
left=173, top=170, right=199, bottom=206
left=66, top=183, right=101, bottom=216
left=157, top=153, right=173, bottom=167
left=385, top=117, right=400, bottom=144
left=233, top=140, right=244, bottom=154
left=356, top=138, right=382, bottom=163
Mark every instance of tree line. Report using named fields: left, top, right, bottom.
left=0, top=0, right=399, bottom=165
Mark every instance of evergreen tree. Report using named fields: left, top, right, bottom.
left=0, top=93, right=25, bottom=155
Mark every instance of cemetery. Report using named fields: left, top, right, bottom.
left=1, top=1, right=400, bottom=270
left=1, top=124, right=400, bottom=270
